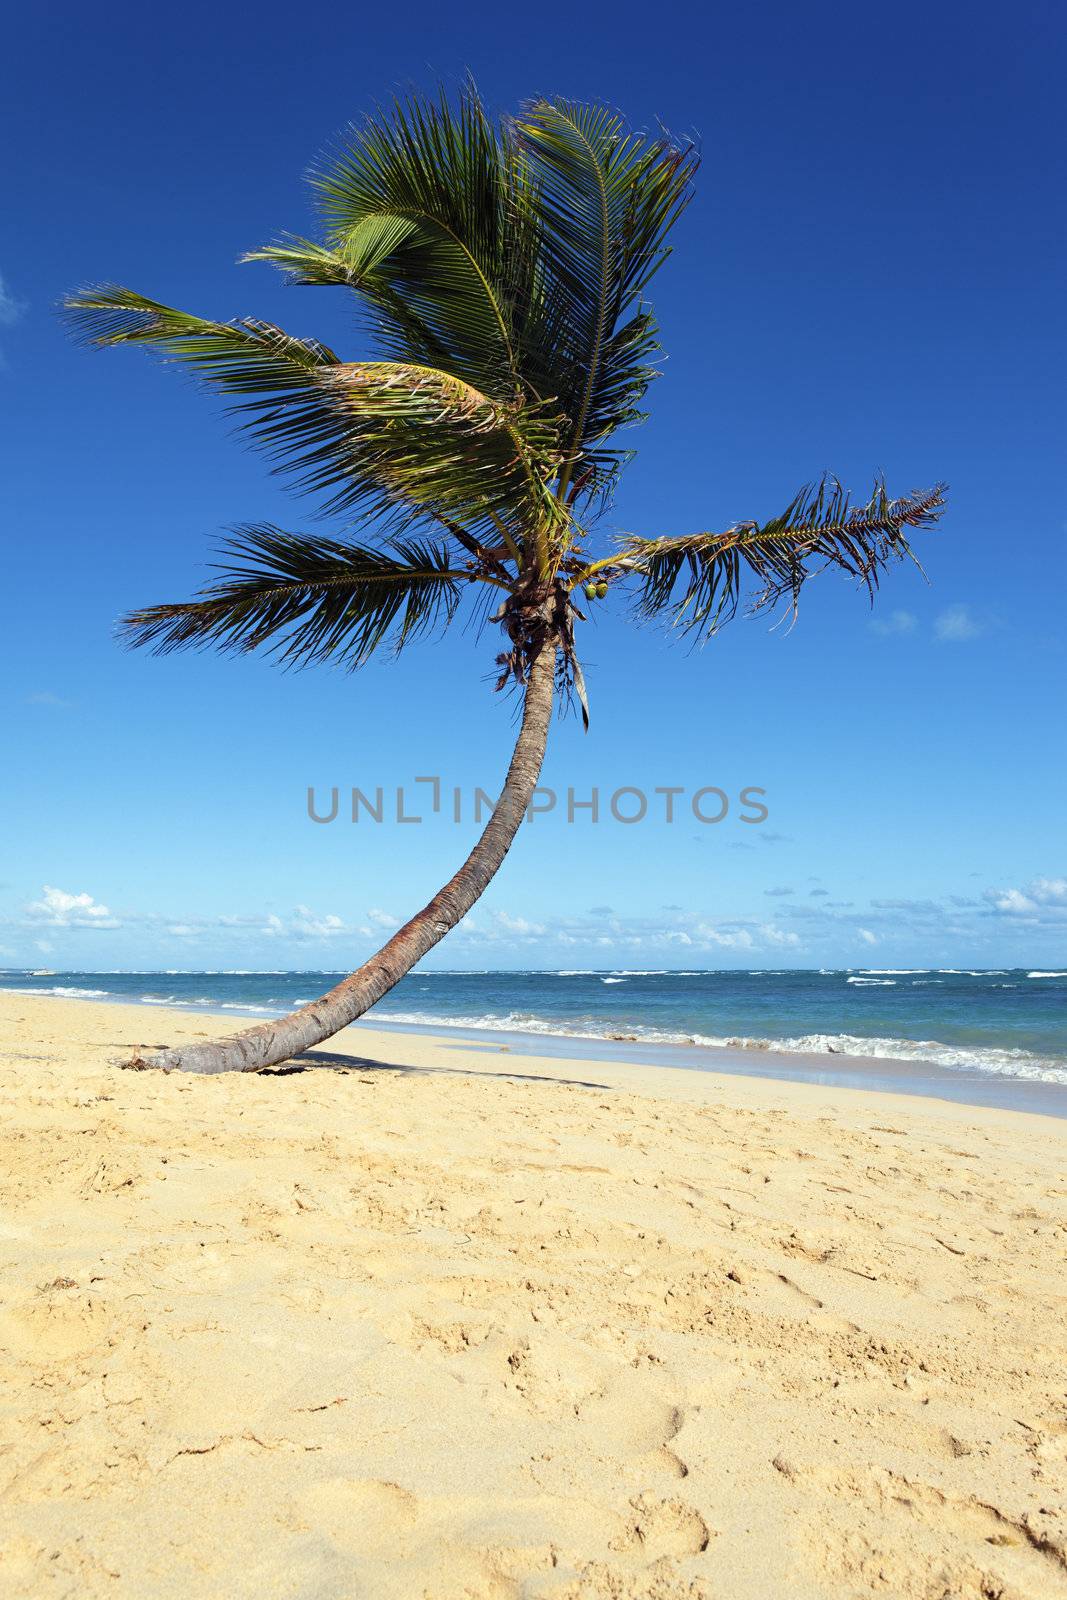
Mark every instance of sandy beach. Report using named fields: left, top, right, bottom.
left=1, top=991, right=1064, bottom=1599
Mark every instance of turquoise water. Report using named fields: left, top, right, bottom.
left=3, top=966, right=1065, bottom=1087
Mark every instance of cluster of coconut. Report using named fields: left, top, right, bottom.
left=584, top=581, right=609, bottom=600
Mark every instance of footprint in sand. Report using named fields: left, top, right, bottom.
left=294, top=1476, right=420, bottom=1556
left=776, top=1462, right=1067, bottom=1597
left=577, top=1371, right=689, bottom=1480
left=0, top=1285, right=112, bottom=1361
left=612, top=1491, right=712, bottom=1560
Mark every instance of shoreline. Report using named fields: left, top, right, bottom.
left=368, top=1016, right=1067, bottom=1120
left=8, top=984, right=1067, bottom=1119
left=1, top=989, right=1064, bottom=1599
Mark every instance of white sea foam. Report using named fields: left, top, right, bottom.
left=756, top=1032, right=1067, bottom=1086
left=1028, top=971, right=1066, bottom=979
left=8, top=985, right=110, bottom=999
left=847, top=977, right=897, bottom=986
left=366, top=1009, right=1067, bottom=1086
left=370, top=1008, right=645, bottom=1039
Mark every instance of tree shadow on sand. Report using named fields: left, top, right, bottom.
left=263, top=1048, right=610, bottom=1091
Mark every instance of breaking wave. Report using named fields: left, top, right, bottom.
left=8, top=984, right=110, bottom=999
left=367, top=1008, right=1067, bottom=1086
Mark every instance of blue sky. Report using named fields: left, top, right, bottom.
left=2, top=0, right=1064, bottom=971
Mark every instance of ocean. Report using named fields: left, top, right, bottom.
left=3, top=966, right=1065, bottom=1094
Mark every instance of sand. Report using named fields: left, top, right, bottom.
left=0, top=992, right=1064, bottom=1600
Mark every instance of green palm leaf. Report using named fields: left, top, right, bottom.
left=118, top=526, right=486, bottom=669
left=311, top=87, right=524, bottom=399
left=608, top=479, right=947, bottom=639
left=241, top=230, right=456, bottom=372
left=514, top=99, right=698, bottom=503
left=245, top=219, right=420, bottom=288
left=62, top=288, right=559, bottom=544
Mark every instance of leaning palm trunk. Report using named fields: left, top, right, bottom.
left=130, top=639, right=556, bottom=1074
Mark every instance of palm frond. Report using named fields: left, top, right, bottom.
left=63, top=284, right=340, bottom=374
left=63, top=284, right=353, bottom=491
left=311, top=86, right=523, bottom=399
left=614, top=479, right=947, bottom=639
left=243, top=230, right=461, bottom=378
left=62, top=287, right=558, bottom=544
left=312, top=359, right=561, bottom=547
left=65, top=93, right=700, bottom=557
left=243, top=218, right=420, bottom=286
left=513, top=99, right=697, bottom=503
left=118, top=526, right=487, bottom=669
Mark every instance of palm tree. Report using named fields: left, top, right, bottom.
left=65, top=88, right=945, bottom=1074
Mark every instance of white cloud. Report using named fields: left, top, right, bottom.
left=935, top=604, right=983, bottom=643
left=291, top=905, right=347, bottom=940
left=443, top=907, right=807, bottom=955
left=870, top=609, right=918, bottom=637
left=250, top=908, right=349, bottom=941
left=988, top=888, right=1037, bottom=915
left=25, top=691, right=73, bottom=709
left=494, top=910, right=546, bottom=936
left=154, top=905, right=352, bottom=942
left=984, top=876, right=1067, bottom=920
left=0, top=273, right=24, bottom=327
left=0, top=272, right=25, bottom=365
left=367, top=907, right=400, bottom=930
left=858, top=928, right=878, bottom=945
left=26, top=885, right=119, bottom=929
left=691, top=923, right=754, bottom=950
